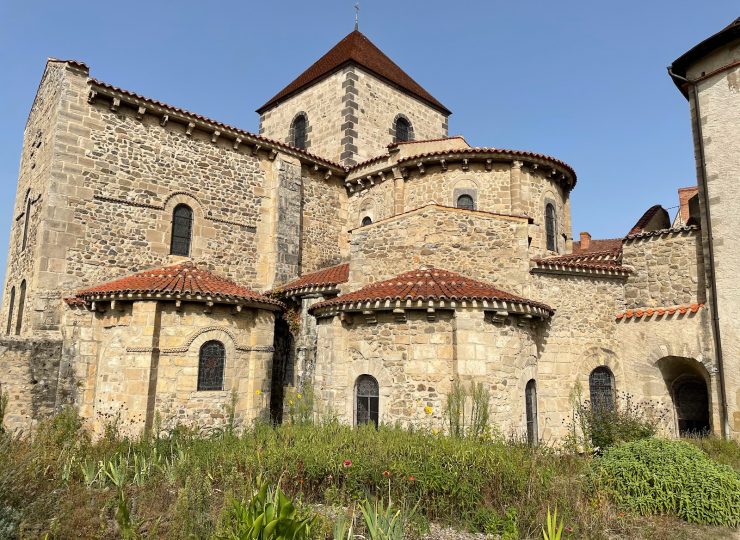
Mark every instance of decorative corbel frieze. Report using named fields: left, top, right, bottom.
left=251, top=144, right=262, bottom=156
left=426, top=307, right=436, bottom=322
left=324, top=170, right=333, bottom=181
left=268, top=149, right=278, bottom=161
left=439, top=158, right=447, bottom=171
left=87, top=90, right=98, bottom=104
left=203, top=301, right=214, bottom=314
left=232, top=304, right=243, bottom=315
left=211, top=130, right=220, bottom=144
left=366, top=175, right=375, bottom=186
left=233, top=137, right=242, bottom=150
left=393, top=308, right=406, bottom=323
left=417, top=161, right=425, bottom=175
left=313, top=164, right=320, bottom=172
left=491, top=310, right=508, bottom=324
left=185, top=122, right=195, bottom=136
left=136, top=106, right=147, bottom=120
left=461, top=158, right=469, bottom=171
left=400, top=167, right=409, bottom=179
left=485, top=159, right=492, bottom=171
left=362, top=310, right=377, bottom=325
left=160, top=115, right=169, bottom=127
left=110, top=98, right=121, bottom=112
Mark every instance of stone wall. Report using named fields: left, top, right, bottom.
left=1, top=61, right=69, bottom=338
left=686, top=39, right=740, bottom=437
left=347, top=205, right=530, bottom=294
left=259, top=70, right=346, bottom=162
left=312, top=308, right=539, bottom=435
left=622, top=228, right=706, bottom=309
left=0, top=337, right=63, bottom=432
left=531, top=272, right=625, bottom=439
left=258, top=65, right=448, bottom=165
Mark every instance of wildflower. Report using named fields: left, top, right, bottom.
left=424, top=405, right=433, bottom=415
left=383, top=470, right=390, bottom=478
left=296, top=393, right=302, bottom=399
left=408, top=475, right=415, bottom=482
left=255, top=389, right=262, bottom=395
left=288, top=400, right=294, bottom=406
left=343, top=459, right=352, bottom=468
left=565, top=527, right=574, bottom=533
left=432, top=428, right=440, bottom=435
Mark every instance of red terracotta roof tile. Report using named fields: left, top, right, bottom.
left=628, top=205, right=670, bottom=236
left=74, top=262, right=283, bottom=309
left=616, top=303, right=704, bottom=320
left=533, top=249, right=629, bottom=274
left=276, top=263, right=349, bottom=294
left=310, top=266, right=553, bottom=314
left=257, top=30, right=450, bottom=114
left=572, top=238, right=623, bottom=255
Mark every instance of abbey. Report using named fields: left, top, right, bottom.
left=1, top=21, right=738, bottom=440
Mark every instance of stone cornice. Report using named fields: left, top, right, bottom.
left=624, top=225, right=699, bottom=242
left=77, top=294, right=283, bottom=312
left=530, top=264, right=631, bottom=279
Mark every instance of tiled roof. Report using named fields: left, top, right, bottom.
left=275, top=263, right=349, bottom=295
left=88, top=78, right=344, bottom=171
left=625, top=225, right=698, bottom=241
left=572, top=238, right=622, bottom=255
left=616, top=303, right=704, bottom=321
left=387, top=135, right=468, bottom=148
left=628, top=205, right=669, bottom=236
left=310, top=266, right=553, bottom=315
left=73, top=262, right=283, bottom=309
left=533, top=250, right=630, bottom=275
left=257, top=30, right=450, bottom=114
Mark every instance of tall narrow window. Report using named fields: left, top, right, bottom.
left=456, top=194, right=475, bottom=211
left=21, top=197, right=31, bottom=251
left=291, top=114, right=307, bottom=149
left=170, top=204, right=193, bottom=256
left=5, top=286, right=15, bottom=335
left=15, top=280, right=26, bottom=336
left=198, top=340, right=225, bottom=391
left=356, top=374, right=379, bottom=428
left=589, top=367, right=615, bottom=412
left=525, top=379, right=538, bottom=445
left=545, top=203, right=557, bottom=252
left=394, top=117, right=412, bottom=143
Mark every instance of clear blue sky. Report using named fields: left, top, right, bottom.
left=0, top=1, right=736, bottom=289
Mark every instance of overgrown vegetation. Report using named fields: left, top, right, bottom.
left=1, top=407, right=738, bottom=539
left=593, top=438, right=740, bottom=526
left=443, top=379, right=491, bottom=439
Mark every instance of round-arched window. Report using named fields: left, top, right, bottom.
left=291, top=114, right=307, bottom=149
left=525, top=379, right=538, bottom=445
left=589, top=366, right=615, bottom=412
left=456, top=194, right=475, bottom=211
left=394, top=117, right=412, bottom=143
left=356, top=374, right=379, bottom=427
left=198, top=340, right=225, bottom=391
left=361, top=216, right=373, bottom=227
left=545, top=203, right=557, bottom=252
left=170, top=204, right=193, bottom=256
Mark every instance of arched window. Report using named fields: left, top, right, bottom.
left=361, top=216, right=373, bottom=227
left=525, top=379, right=538, bottom=445
left=21, top=197, right=31, bottom=251
left=545, top=203, right=557, bottom=252
left=197, top=340, right=225, bottom=391
left=15, top=280, right=26, bottom=336
left=589, top=367, right=615, bottom=412
left=456, top=194, right=475, bottom=211
left=6, top=286, right=15, bottom=335
left=394, top=117, right=412, bottom=143
left=170, top=204, right=193, bottom=256
left=356, top=374, right=379, bottom=427
left=291, top=114, right=307, bottom=149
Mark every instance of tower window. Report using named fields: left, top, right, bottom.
left=291, top=114, right=308, bottom=149
left=355, top=374, right=379, bottom=427
left=589, top=367, right=615, bottom=412
left=170, top=204, right=193, bottom=256
left=456, top=194, right=475, bottom=211
left=525, top=379, right=538, bottom=445
left=394, top=116, right=412, bottom=143
left=6, top=286, right=15, bottom=335
left=545, top=203, right=557, bottom=252
left=15, top=280, right=26, bottom=336
left=21, top=197, right=31, bottom=251
left=198, top=340, right=225, bottom=391
left=361, top=216, right=373, bottom=227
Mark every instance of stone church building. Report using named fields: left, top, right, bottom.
left=1, top=20, right=738, bottom=440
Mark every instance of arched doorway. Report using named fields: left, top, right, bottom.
left=657, top=356, right=712, bottom=437
left=673, top=376, right=710, bottom=435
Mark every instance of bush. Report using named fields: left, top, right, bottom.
left=684, top=435, right=740, bottom=472
left=565, top=388, right=666, bottom=451
left=593, top=438, right=740, bottom=526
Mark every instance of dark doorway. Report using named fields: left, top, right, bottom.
left=674, top=377, right=710, bottom=435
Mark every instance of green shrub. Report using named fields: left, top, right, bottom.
left=685, top=435, right=740, bottom=472
left=593, top=438, right=740, bottom=526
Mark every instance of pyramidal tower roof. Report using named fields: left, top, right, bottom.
left=257, top=30, right=450, bottom=115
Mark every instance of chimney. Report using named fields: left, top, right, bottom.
left=579, top=232, right=591, bottom=251
left=677, top=186, right=699, bottom=225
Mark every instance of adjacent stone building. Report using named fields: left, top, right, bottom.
left=1, top=21, right=738, bottom=440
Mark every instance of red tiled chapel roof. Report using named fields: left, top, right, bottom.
left=276, top=263, right=349, bottom=294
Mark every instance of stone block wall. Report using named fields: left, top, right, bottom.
left=348, top=205, right=530, bottom=294
left=686, top=40, right=740, bottom=437
left=622, top=229, right=706, bottom=309
left=0, top=337, right=63, bottom=433
left=312, top=308, right=539, bottom=435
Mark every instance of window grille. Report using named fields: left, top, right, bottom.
left=545, top=203, right=557, bottom=251
left=170, top=204, right=193, bottom=256
left=456, top=194, right=475, bottom=211
left=292, top=115, right=307, bottom=149
left=197, top=340, right=225, bottom=391
left=356, top=375, right=379, bottom=427
left=394, top=117, right=411, bottom=142
left=589, top=367, right=615, bottom=412
left=525, top=379, right=538, bottom=445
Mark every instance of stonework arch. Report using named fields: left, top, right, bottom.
left=357, top=196, right=378, bottom=226
left=289, top=112, right=310, bottom=149
left=391, top=114, right=415, bottom=143
left=451, top=177, right=480, bottom=209
left=160, top=192, right=210, bottom=260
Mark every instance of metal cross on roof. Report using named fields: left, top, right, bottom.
left=354, top=1, right=360, bottom=30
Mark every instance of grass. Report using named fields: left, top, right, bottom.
left=0, top=409, right=738, bottom=539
